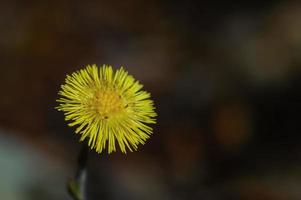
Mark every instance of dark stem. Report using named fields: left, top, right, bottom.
left=67, top=144, right=89, bottom=200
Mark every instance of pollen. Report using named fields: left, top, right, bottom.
left=90, top=89, right=125, bottom=119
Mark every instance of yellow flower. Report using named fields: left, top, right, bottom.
left=56, top=64, right=157, bottom=154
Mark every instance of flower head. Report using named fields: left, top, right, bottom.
left=56, top=64, right=157, bottom=154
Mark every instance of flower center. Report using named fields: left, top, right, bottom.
left=92, top=89, right=125, bottom=119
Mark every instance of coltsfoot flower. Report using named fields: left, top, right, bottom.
left=56, top=64, right=157, bottom=154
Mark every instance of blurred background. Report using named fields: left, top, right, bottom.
left=1, top=0, right=301, bottom=199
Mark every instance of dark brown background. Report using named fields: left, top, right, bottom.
left=1, top=1, right=301, bottom=199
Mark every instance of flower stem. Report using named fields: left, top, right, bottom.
left=67, top=144, right=89, bottom=200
